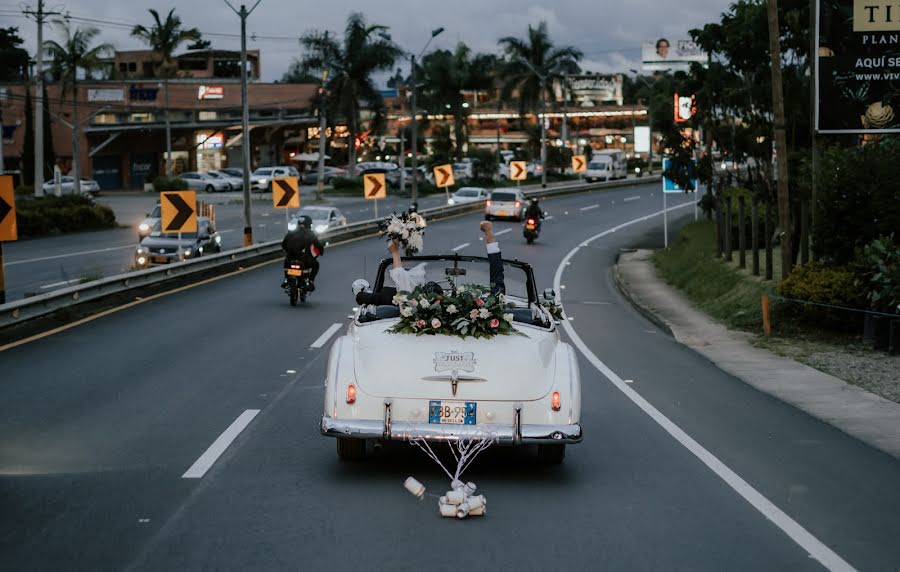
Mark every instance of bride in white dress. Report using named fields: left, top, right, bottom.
left=387, top=239, right=427, bottom=292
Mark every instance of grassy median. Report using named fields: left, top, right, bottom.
left=653, top=220, right=774, bottom=332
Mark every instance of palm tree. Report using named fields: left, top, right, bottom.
left=43, top=21, right=112, bottom=194
left=419, top=44, right=498, bottom=160
left=298, top=13, right=401, bottom=167
left=131, top=9, right=200, bottom=177
left=498, top=22, right=582, bottom=119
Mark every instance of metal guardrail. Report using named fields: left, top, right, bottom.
left=0, top=176, right=658, bottom=329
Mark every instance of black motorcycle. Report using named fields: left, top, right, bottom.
left=523, top=217, right=541, bottom=244
left=284, top=260, right=313, bottom=306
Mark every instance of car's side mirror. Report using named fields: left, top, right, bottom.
left=543, top=288, right=556, bottom=302
left=352, top=279, right=370, bottom=296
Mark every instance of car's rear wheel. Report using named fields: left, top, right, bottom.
left=205, top=184, right=215, bottom=193
left=337, top=438, right=366, bottom=461
left=537, top=444, right=565, bottom=464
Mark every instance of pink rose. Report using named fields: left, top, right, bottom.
left=431, top=318, right=441, bottom=329
left=489, top=318, right=500, bottom=328
left=417, top=319, right=427, bottom=328
left=469, top=309, right=479, bottom=319
left=475, top=298, right=485, bottom=308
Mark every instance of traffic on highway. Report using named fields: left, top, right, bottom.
left=2, top=2, right=900, bottom=571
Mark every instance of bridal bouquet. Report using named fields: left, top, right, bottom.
left=390, top=285, right=519, bottom=339
left=382, top=212, right=427, bottom=254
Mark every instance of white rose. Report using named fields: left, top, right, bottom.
left=419, top=297, right=430, bottom=308
left=400, top=306, right=414, bottom=317
left=446, top=304, right=458, bottom=314
left=401, top=229, right=410, bottom=239
left=503, top=313, right=514, bottom=323
left=478, top=308, right=490, bottom=319
left=407, top=233, right=424, bottom=252
left=387, top=221, right=403, bottom=235
left=392, top=293, right=408, bottom=305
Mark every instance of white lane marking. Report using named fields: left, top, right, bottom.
left=580, top=204, right=599, bottom=212
left=553, top=203, right=857, bottom=572
left=624, top=196, right=641, bottom=202
left=40, top=279, right=81, bottom=289
left=182, top=409, right=260, bottom=479
left=6, top=244, right=134, bottom=266
left=495, top=228, right=512, bottom=236
left=544, top=216, right=554, bottom=221
left=310, top=323, right=343, bottom=348
left=452, top=242, right=470, bottom=252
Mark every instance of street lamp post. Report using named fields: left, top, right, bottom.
left=384, top=28, right=444, bottom=206
left=517, top=58, right=548, bottom=188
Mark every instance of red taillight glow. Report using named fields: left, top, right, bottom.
left=290, top=264, right=301, bottom=269
left=551, top=391, right=561, bottom=411
left=527, top=219, right=536, bottom=225
left=515, top=201, right=521, bottom=208
left=346, top=385, right=357, bottom=404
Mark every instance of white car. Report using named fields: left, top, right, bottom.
left=485, top=188, right=526, bottom=221
left=321, top=255, right=581, bottom=462
left=250, top=166, right=301, bottom=191
left=447, top=187, right=489, bottom=205
left=41, top=176, right=101, bottom=196
left=180, top=171, right=231, bottom=193
left=206, top=170, right=243, bottom=191
left=288, top=206, right=348, bottom=234
left=138, top=203, right=161, bottom=238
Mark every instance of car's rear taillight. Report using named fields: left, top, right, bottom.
left=515, top=201, right=521, bottom=208
left=551, top=391, right=561, bottom=411
left=486, top=200, right=491, bottom=207
left=347, top=385, right=357, bottom=404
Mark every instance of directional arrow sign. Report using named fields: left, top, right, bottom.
left=161, top=190, right=197, bottom=233
left=572, top=155, right=587, bottom=173
left=273, top=177, right=299, bottom=208
left=364, top=173, right=386, bottom=199
left=0, top=176, right=17, bottom=241
left=433, top=164, right=456, bottom=188
left=510, top=160, right=527, bottom=181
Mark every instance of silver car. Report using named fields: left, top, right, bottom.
left=41, top=176, right=101, bottom=196
left=448, top=187, right=489, bottom=205
left=288, top=206, right=348, bottom=234
left=180, top=171, right=231, bottom=193
left=206, top=170, right=243, bottom=191
left=250, top=166, right=301, bottom=191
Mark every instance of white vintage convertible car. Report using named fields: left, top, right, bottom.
left=320, top=254, right=582, bottom=464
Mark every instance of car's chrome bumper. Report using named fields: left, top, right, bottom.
left=321, top=416, right=582, bottom=445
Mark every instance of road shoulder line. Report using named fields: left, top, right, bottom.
left=311, top=323, right=343, bottom=348
left=182, top=410, right=260, bottom=479
left=615, top=248, right=900, bottom=461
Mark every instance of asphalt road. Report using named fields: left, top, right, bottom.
left=2, top=183, right=899, bottom=571
left=1, top=179, right=580, bottom=301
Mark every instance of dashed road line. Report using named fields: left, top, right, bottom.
left=182, top=409, right=260, bottom=479
left=452, top=242, right=470, bottom=252
left=495, top=228, right=512, bottom=236
left=580, top=204, right=599, bottom=212
left=624, top=196, right=641, bottom=202
left=311, top=323, right=343, bottom=348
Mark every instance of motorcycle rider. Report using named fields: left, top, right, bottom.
left=281, top=215, right=325, bottom=291
left=524, top=197, right=544, bottom=227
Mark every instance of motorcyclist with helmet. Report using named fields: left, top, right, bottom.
left=281, top=215, right=325, bottom=291
left=524, top=197, right=544, bottom=227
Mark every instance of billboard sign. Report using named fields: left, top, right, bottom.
left=558, top=74, right=623, bottom=106
left=88, top=88, right=125, bottom=102
left=816, top=0, right=900, bottom=133
left=634, top=126, right=651, bottom=153
left=642, top=38, right=708, bottom=72
left=198, top=85, right=225, bottom=100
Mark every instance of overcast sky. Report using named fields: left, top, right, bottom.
left=5, top=0, right=733, bottom=82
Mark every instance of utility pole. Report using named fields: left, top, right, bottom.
left=410, top=54, right=419, bottom=204
left=766, top=0, right=792, bottom=278
left=316, top=68, right=328, bottom=202
left=224, top=0, right=261, bottom=247
left=539, top=76, right=547, bottom=188
left=0, top=107, right=5, bottom=175
left=24, top=0, right=62, bottom=197
left=809, top=0, right=818, bottom=261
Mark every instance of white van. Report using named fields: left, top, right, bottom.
left=584, top=150, right=627, bottom=182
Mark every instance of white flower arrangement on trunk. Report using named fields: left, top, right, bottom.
left=382, top=212, right=427, bottom=254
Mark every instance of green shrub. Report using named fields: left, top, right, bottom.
left=152, top=176, right=188, bottom=193
left=15, top=184, right=34, bottom=196
left=777, top=262, right=867, bottom=325
left=467, top=148, right=499, bottom=181
left=14, top=195, right=118, bottom=237
left=860, top=234, right=900, bottom=313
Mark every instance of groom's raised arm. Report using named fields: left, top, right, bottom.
left=480, top=222, right=505, bottom=295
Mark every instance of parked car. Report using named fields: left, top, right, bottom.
left=485, top=188, right=526, bottom=221
left=353, top=161, right=399, bottom=177
left=583, top=150, right=627, bottom=182
left=303, top=166, right=349, bottom=186
left=321, top=255, right=581, bottom=462
left=138, top=202, right=161, bottom=239
left=288, top=206, right=348, bottom=234
left=386, top=167, right=425, bottom=188
left=448, top=187, right=489, bottom=205
left=496, top=161, right=541, bottom=181
left=206, top=170, right=243, bottom=191
left=218, top=167, right=244, bottom=179
left=134, top=217, right=221, bottom=268
left=41, top=176, right=101, bottom=196
left=180, top=171, right=231, bottom=193
left=250, top=165, right=301, bottom=191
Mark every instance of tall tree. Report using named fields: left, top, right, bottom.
left=43, top=21, right=112, bottom=194
left=131, top=9, right=201, bottom=176
left=498, top=22, right=582, bottom=119
left=419, top=44, right=498, bottom=160
left=0, top=27, right=29, bottom=81
left=298, top=13, right=401, bottom=167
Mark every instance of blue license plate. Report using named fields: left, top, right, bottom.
left=429, top=401, right=476, bottom=425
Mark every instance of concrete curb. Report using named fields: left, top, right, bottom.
left=614, top=249, right=900, bottom=461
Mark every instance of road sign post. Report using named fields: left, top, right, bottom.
left=363, top=173, right=387, bottom=219
left=510, top=161, right=527, bottom=187
left=661, top=157, right=697, bottom=249
left=273, top=176, right=300, bottom=227
left=0, top=175, right=18, bottom=304
left=433, top=164, right=456, bottom=203
left=160, top=190, right=197, bottom=261
left=572, top=155, right=587, bottom=175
